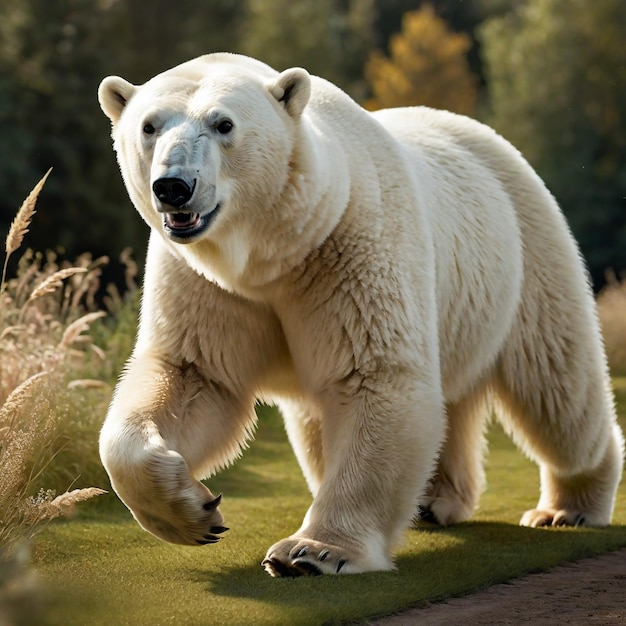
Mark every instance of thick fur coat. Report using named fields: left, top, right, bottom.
left=98, top=53, right=624, bottom=576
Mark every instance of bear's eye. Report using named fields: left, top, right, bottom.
left=216, top=119, right=234, bottom=135
left=143, top=123, right=155, bottom=135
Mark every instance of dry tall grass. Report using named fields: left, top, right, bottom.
left=0, top=172, right=143, bottom=626
left=597, top=271, right=626, bottom=376
left=1, top=172, right=110, bottom=622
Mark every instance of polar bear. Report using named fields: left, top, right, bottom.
left=98, top=53, right=624, bottom=577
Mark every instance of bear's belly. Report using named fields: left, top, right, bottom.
left=433, top=206, right=523, bottom=404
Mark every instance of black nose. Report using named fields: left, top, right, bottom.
left=152, top=177, right=195, bottom=208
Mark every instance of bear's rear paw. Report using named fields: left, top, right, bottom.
left=417, top=489, right=476, bottom=526
left=520, top=508, right=598, bottom=528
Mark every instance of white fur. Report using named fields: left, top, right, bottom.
left=98, top=53, right=624, bottom=575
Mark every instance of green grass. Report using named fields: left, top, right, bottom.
left=32, top=389, right=626, bottom=625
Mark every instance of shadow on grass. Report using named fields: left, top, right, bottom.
left=33, top=509, right=626, bottom=625
left=36, top=403, right=626, bottom=625
left=200, top=403, right=310, bottom=500
left=191, top=520, right=626, bottom=614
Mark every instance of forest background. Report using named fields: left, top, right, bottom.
left=1, top=0, right=625, bottom=291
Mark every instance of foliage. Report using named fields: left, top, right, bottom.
left=0, top=172, right=109, bottom=562
left=241, top=0, right=375, bottom=97
left=108, top=0, right=245, bottom=83
left=479, top=0, right=626, bottom=287
left=365, top=4, right=478, bottom=114
left=373, top=0, right=491, bottom=48
left=371, top=0, right=506, bottom=83
left=0, top=171, right=144, bottom=622
left=597, top=273, right=626, bottom=376
left=0, top=0, right=139, bottom=265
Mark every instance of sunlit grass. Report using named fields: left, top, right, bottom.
left=32, top=394, right=626, bottom=625
left=598, top=274, right=626, bottom=375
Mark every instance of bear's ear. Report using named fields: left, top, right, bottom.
left=267, top=68, right=311, bottom=118
left=98, top=76, right=137, bottom=123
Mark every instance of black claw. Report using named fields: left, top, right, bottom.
left=574, top=515, right=586, bottom=527
left=203, top=494, right=222, bottom=510
left=210, top=525, right=229, bottom=534
left=418, top=506, right=441, bottom=525
left=336, top=559, right=347, bottom=574
left=318, top=549, right=329, bottom=562
left=262, top=558, right=301, bottom=578
left=293, top=545, right=309, bottom=559
left=292, top=560, right=322, bottom=576
left=196, top=533, right=220, bottom=545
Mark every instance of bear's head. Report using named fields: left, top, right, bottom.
left=98, top=54, right=311, bottom=254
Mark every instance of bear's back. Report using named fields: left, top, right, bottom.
left=371, top=106, right=527, bottom=400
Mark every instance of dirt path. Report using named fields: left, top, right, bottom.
left=372, top=548, right=626, bottom=625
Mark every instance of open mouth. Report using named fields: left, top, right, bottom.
left=162, top=206, right=220, bottom=241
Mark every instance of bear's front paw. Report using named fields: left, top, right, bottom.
left=262, top=538, right=353, bottom=577
left=132, top=484, right=228, bottom=546
left=109, top=447, right=231, bottom=546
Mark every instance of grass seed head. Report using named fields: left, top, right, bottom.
left=28, top=267, right=87, bottom=302
left=5, top=169, right=52, bottom=257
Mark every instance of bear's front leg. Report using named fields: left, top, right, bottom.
left=101, top=353, right=252, bottom=545
left=262, top=375, right=445, bottom=575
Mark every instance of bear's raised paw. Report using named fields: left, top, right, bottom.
left=131, top=489, right=228, bottom=546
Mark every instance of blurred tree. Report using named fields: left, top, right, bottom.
left=365, top=4, right=478, bottom=114
left=0, top=0, right=140, bottom=265
left=373, top=0, right=484, bottom=47
left=240, top=0, right=375, bottom=97
left=371, top=0, right=512, bottom=85
left=480, top=0, right=626, bottom=288
left=107, top=0, right=244, bottom=83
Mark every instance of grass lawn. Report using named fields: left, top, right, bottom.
left=32, top=382, right=626, bottom=625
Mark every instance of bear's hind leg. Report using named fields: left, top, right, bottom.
left=494, top=305, right=624, bottom=528
left=487, top=161, right=624, bottom=527
left=519, top=423, right=624, bottom=527
left=418, top=385, right=491, bottom=526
